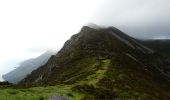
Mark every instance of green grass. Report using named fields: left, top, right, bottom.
left=97, top=56, right=170, bottom=100
left=0, top=59, right=111, bottom=100
left=0, top=85, right=84, bottom=100
left=1, top=57, right=170, bottom=100
left=78, top=59, right=111, bottom=86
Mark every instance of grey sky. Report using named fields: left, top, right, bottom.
left=0, top=0, right=170, bottom=81
left=0, top=0, right=103, bottom=81
left=90, top=0, right=170, bottom=39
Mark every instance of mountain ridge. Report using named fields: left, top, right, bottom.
left=19, top=26, right=170, bottom=99
left=3, top=50, right=56, bottom=84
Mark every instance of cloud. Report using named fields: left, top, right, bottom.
left=90, top=0, right=170, bottom=39
left=0, top=0, right=103, bottom=81
left=28, top=46, right=52, bottom=52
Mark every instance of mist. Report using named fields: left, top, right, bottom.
left=90, top=0, right=170, bottom=39
left=0, top=0, right=103, bottom=81
left=1, top=0, right=170, bottom=81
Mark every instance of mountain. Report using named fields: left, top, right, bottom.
left=20, top=26, right=170, bottom=99
left=141, top=39, right=170, bottom=56
left=2, top=50, right=56, bottom=84
left=141, top=39, right=170, bottom=77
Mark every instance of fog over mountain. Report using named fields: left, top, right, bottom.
left=90, top=0, right=170, bottom=39
left=19, top=26, right=170, bottom=99
left=2, top=50, right=56, bottom=83
left=0, top=0, right=103, bottom=81
left=0, top=0, right=170, bottom=81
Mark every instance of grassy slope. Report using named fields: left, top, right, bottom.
left=98, top=56, right=170, bottom=100
left=0, top=85, right=84, bottom=100
left=70, top=56, right=170, bottom=100
left=0, top=57, right=111, bottom=100
left=0, top=57, right=170, bottom=100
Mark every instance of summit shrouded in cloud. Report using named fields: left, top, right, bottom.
left=90, top=0, right=170, bottom=39
left=19, top=26, right=170, bottom=99
left=0, top=1, right=170, bottom=99
left=0, top=0, right=103, bottom=81
left=0, top=0, right=170, bottom=81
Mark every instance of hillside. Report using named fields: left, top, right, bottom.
left=142, top=39, right=170, bottom=57
left=2, top=50, right=56, bottom=84
left=19, top=26, right=170, bottom=99
left=141, top=40, right=170, bottom=77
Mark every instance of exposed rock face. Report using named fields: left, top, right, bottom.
left=20, top=26, right=170, bottom=99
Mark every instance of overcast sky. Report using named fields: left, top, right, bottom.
left=91, top=0, right=170, bottom=39
left=0, top=0, right=170, bottom=81
left=0, top=0, right=103, bottom=81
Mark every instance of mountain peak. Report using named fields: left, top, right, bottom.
left=79, top=26, right=155, bottom=54
left=19, top=25, right=170, bottom=99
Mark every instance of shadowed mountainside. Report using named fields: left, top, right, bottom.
left=20, top=26, right=170, bottom=99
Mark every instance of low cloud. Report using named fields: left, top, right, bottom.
left=28, top=46, right=51, bottom=53
left=91, top=0, right=170, bottom=39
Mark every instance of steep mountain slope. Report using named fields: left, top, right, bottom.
left=3, top=50, right=56, bottom=84
left=141, top=40, right=170, bottom=77
left=142, top=39, right=170, bottom=57
left=20, top=26, right=170, bottom=99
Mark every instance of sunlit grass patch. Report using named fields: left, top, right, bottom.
left=0, top=85, right=84, bottom=100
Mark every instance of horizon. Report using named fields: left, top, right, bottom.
left=0, top=0, right=103, bottom=81
left=1, top=0, right=170, bottom=81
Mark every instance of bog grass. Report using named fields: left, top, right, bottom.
left=0, top=85, right=84, bottom=100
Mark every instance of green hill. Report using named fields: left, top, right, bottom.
left=1, top=26, right=170, bottom=100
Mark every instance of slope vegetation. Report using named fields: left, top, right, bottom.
left=18, top=26, right=170, bottom=100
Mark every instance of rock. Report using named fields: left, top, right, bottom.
left=48, top=96, right=69, bottom=100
